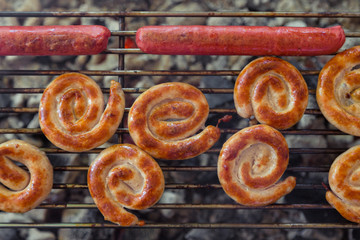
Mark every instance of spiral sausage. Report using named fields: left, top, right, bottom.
left=39, top=73, right=125, bottom=152
left=234, top=57, right=308, bottom=130
left=317, top=46, right=360, bottom=136
left=217, top=125, right=296, bottom=206
left=326, top=145, right=360, bottom=223
left=128, top=82, right=220, bottom=160
left=88, top=144, right=164, bottom=226
left=0, top=140, right=53, bottom=213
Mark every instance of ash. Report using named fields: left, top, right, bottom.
left=0, top=0, right=360, bottom=239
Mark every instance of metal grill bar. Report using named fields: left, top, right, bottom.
left=37, top=147, right=345, bottom=154
left=0, top=88, right=239, bottom=94
left=0, top=223, right=357, bottom=229
left=111, top=30, right=360, bottom=38
left=0, top=128, right=346, bottom=136
left=37, top=203, right=333, bottom=210
left=1, top=11, right=360, bottom=18
left=0, top=88, right=318, bottom=95
left=0, top=107, right=322, bottom=114
left=105, top=48, right=344, bottom=55
left=51, top=183, right=213, bottom=190
left=52, top=183, right=326, bottom=190
left=105, top=48, right=143, bottom=54
left=111, top=30, right=137, bottom=36
left=51, top=166, right=329, bottom=172
left=0, top=69, right=321, bottom=76
left=117, top=16, right=126, bottom=144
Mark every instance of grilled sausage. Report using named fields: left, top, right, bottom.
left=326, top=145, right=360, bottom=223
left=217, top=125, right=296, bottom=206
left=128, top=82, right=220, bottom=160
left=234, top=57, right=308, bottom=129
left=39, top=73, right=125, bottom=152
left=0, top=25, right=111, bottom=55
left=88, top=144, right=164, bottom=226
left=136, top=25, right=345, bottom=56
left=0, top=140, right=53, bottom=213
left=317, top=45, right=360, bottom=136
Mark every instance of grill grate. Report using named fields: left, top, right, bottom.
left=0, top=10, right=359, bottom=233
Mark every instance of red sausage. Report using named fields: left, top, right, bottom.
left=0, top=25, right=111, bottom=56
left=136, top=25, right=345, bottom=56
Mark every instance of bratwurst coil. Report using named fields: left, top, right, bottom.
left=326, top=145, right=360, bottom=223
left=128, top=82, right=220, bottom=160
left=234, top=57, right=308, bottom=129
left=136, top=25, right=345, bottom=56
left=88, top=144, right=164, bottom=226
left=39, top=73, right=125, bottom=152
left=0, top=25, right=110, bottom=56
left=0, top=140, right=53, bottom=213
left=217, top=125, right=296, bottom=206
left=317, top=45, right=360, bottom=136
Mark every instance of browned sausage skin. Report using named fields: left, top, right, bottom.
left=0, top=25, right=110, bottom=55
left=0, top=140, right=53, bottom=213
left=128, top=82, right=220, bottom=160
left=88, top=144, right=164, bottom=226
left=217, top=125, right=296, bottom=206
left=317, top=45, right=360, bottom=136
left=326, top=145, right=360, bottom=223
left=234, top=57, right=308, bottom=129
left=39, top=73, right=125, bottom=152
left=136, top=25, right=345, bottom=56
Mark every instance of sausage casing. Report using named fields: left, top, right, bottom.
left=0, top=25, right=110, bottom=55
left=136, top=25, right=345, bottom=56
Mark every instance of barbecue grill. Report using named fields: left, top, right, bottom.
left=0, top=6, right=360, bottom=240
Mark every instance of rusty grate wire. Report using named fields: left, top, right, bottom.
left=0, top=10, right=359, bottom=229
